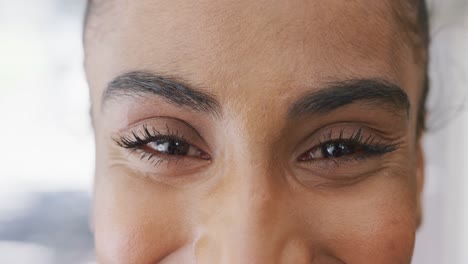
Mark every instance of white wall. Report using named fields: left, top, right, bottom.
left=413, top=1, right=468, bottom=263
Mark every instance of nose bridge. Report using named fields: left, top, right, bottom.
left=195, top=158, right=305, bottom=263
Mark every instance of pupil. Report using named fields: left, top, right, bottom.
left=322, top=142, right=355, bottom=158
left=155, top=138, right=190, bottom=155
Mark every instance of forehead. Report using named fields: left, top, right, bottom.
left=85, top=0, right=421, bottom=108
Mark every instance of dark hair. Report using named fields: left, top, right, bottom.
left=416, top=0, right=430, bottom=133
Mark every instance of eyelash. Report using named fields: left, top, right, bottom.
left=299, top=128, right=398, bottom=163
left=115, top=126, right=398, bottom=167
left=114, top=125, right=192, bottom=166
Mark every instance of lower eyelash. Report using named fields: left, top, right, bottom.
left=124, top=146, right=185, bottom=168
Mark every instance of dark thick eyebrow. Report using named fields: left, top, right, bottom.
left=102, top=71, right=221, bottom=116
left=288, top=79, right=410, bottom=118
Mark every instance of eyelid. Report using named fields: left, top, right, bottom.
left=110, top=118, right=213, bottom=181
left=293, top=124, right=396, bottom=162
left=114, top=116, right=212, bottom=156
left=291, top=126, right=402, bottom=188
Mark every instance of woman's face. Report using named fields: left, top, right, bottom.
left=86, top=0, right=426, bottom=263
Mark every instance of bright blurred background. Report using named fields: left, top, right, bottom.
left=0, top=0, right=466, bottom=263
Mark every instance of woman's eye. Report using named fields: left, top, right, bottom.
left=299, top=141, right=363, bottom=161
left=320, top=142, right=361, bottom=158
left=146, top=138, right=203, bottom=157
left=115, top=125, right=211, bottom=162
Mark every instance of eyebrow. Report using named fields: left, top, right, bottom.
left=103, top=72, right=410, bottom=120
left=102, top=71, right=221, bottom=116
left=288, top=79, right=410, bottom=118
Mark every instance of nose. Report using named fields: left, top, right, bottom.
left=194, top=164, right=311, bottom=264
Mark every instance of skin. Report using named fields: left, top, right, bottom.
left=85, top=0, right=426, bottom=263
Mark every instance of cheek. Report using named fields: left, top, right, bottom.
left=299, top=174, right=417, bottom=264
left=93, top=169, right=192, bottom=264
left=330, top=199, right=416, bottom=264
